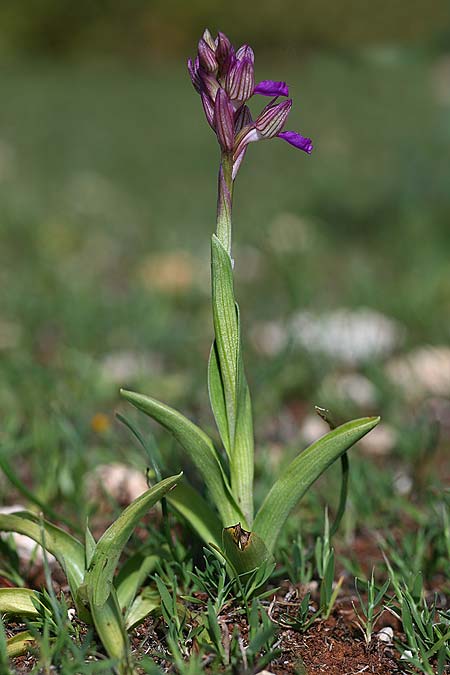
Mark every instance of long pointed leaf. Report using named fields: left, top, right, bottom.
left=0, top=512, right=85, bottom=601
left=211, top=234, right=239, bottom=442
left=0, top=588, right=41, bottom=617
left=120, top=389, right=245, bottom=527
left=86, top=473, right=181, bottom=607
left=253, top=416, right=380, bottom=552
left=167, top=482, right=223, bottom=549
left=208, top=341, right=231, bottom=456
left=211, top=236, right=254, bottom=524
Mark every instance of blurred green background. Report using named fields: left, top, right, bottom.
left=0, top=1, right=449, bottom=520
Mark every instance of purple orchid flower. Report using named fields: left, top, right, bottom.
left=188, top=29, right=313, bottom=179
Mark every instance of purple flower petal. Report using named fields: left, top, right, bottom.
left=277, top=131, right=313, bottom=154
left=254, top=80, right=289, bottom=97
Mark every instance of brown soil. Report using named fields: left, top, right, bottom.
left=272, top=616, right=404, bottom=675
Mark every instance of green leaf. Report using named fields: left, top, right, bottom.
left=125, top=588, right=160, bottom=630
left=211, top=236, right=254, bottom=525
left=115, top=552, right=159, bottom=613
left=253, top=416, right=380, bottom=553
left=0, top=588, right=41, bottom=617
left=85, top=523, right=96, bottom=569
left=167, top=482, right=223, bottom=549
left=222, top=524, right=273, bottom=575
left=0, top=511, right=85, bottom=602
left=211, top=234, right=239, bottom=442
left=89, top=586, right=131, bottom=668
left=5, top=631, right=35, bottom=658
left=208, top=341, right=231, bottom=456
left=120, top=388, right=245, bottom=528
left=86, top=473, right=181, bottom=607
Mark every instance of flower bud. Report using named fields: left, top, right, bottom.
left=201, top=91, right=215, bottom=128
left=187, top=57, right=201, bottom=93
left=236, top=45, right=254, bottom=63
left=255, top=99, right=292, bottom=138
left=202, top=28, right=216, bottom=50
left=216, top=32, right=232, bottom=67
left=198, top=38, right=217, bottom=73
left=234, top=105, right=252, bottom=134
left=214, top=89, right=235, bottom=152
left=226, top=57, right=255, bottom=103
left=199, top=70, right=220, bottom=101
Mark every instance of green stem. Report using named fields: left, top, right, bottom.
left=216, top=152, right=233, bottom=255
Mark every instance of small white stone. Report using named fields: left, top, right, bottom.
left=300, top=414, right=329, bottom=445
left=0, top=507, right=58, bottom=566
left=360, top=423, right=397, bottom=456
left=67, top=608, right=76, bottom=621
left=400, top=649, right=414, bottom=661
left=289, top=308, right=404, bottom=365
left=250, top=320, right=287, bottom=356
left=394, top=472, right=413, bottom=496
left=322, top=373, right=378, bottom=408
left=377, top=626, right=393, bottom=644
left=86, top=462, right=149, bottom=505
left=387, top=346, right=450, bottom=398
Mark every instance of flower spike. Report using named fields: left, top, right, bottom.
left=187, top=29, right=313, bottom=176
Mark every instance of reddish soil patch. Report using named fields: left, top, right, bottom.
left=272, top=618, right=404, bottom=675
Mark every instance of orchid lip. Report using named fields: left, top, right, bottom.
left=254, top=80, right=289, bottom=97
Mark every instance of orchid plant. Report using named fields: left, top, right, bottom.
left=121, top=29, right=379, bottom=574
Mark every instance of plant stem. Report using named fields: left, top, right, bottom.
left=216, top=152, right=233, bottom=256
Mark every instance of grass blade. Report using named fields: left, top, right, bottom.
left=253, top=416, right=380, bottom=552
